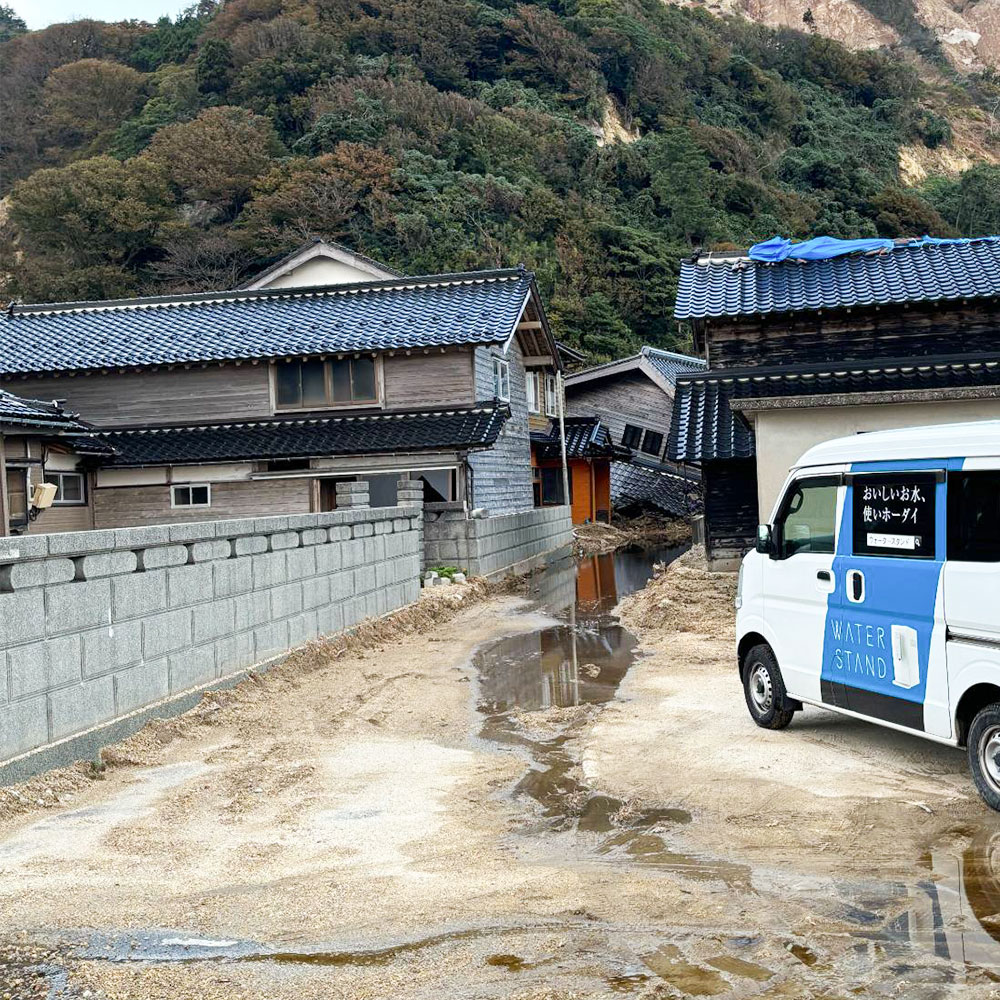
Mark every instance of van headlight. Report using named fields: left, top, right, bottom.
left=735, top=564, right=744, bottom=610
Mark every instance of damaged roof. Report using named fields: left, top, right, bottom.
left=611, top=462, right=701, bottom=519
left=530, top=416, right=630, bottom=461
left=0, top=269, right=535, bottom=375
left=99, top=404, right=510, bottom=467
left=675, top=236, right=1000, bottom=320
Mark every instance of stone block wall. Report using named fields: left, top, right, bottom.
left=424, top=503, right=572, bottom=578
left=0, top=507, right=422, bottom=778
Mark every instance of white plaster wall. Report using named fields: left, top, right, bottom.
left=753, top=398, right=1000, bottom=519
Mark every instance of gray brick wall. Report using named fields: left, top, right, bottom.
left=424, top=503, right=572, bottom=578
left=0, top=508, right=422, bottom=773
left=469, top=341, right=535, bottom=514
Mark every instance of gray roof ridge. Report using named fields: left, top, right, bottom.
left=640, top=346, right=707, bottom=366
left=99, top=403, right=505, bottom=436
left=9, top=267, right=532, bottom=319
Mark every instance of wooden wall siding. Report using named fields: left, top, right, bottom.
left=93, top=477, right=311, bottom=528
left=4, top=365, right=273, bottom=428
left=28, top=502, right=94, bottom=535
left=704, top=301, right=1000, bottom=369
left=382, top=351, right=474, bottom=409
left=704, top=459, right=758, bottom=556
left=566, top=373, right=672, bottom=457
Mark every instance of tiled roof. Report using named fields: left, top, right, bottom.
left=674, top=236, right=1000, bottom=320
left=530, top=416, right=629, bottom=460
left=640, top=347, right=707, bottom=380
left=668, top=353, right=1000, bottom=461
left=0, top=269, right=533, bottom=375
left=0, top=389, right=113, bottom=453
left=565, top=346, right=704, bottom=393
left=611, top=462, right=701, bottom=518
left=99, top=405, right=509, bottom=467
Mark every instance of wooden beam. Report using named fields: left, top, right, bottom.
left=522, top=355, right=555, bottom=366
left=0, top=433, right=8, bottom=538
left=517, top=321, right=543, bottom=330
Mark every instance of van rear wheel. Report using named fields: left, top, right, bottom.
left=742, top=644, right=795, bottom=731
left=968, top=705, right=1000, bottom=812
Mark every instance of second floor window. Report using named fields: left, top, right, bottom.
left=545, top=375, right=558, bottom=417
left=275, top=357, right=378, bottom=410
left=526, top=371, right=541, bottom=413
left=622, top=424, right=643, bottom=449
left=493, top=358, right=510, bottom=402
left=640, top=430, right=664, bottom=457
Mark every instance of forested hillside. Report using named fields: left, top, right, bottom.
left=2, top=0, right=999, bottom=358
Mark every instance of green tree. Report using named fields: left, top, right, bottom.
left=6, top=155, right=172, bottom=299
left=195, top=38, right=234, bottom=94
left=143, top=105, right=284, bottom=216
left=41, top=58, right=146, bottom=149
left=0, top=4, right=27, bottom=44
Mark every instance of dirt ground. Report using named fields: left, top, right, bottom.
left=2, top=550, right=1000, bottom=998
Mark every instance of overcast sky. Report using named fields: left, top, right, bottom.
left=15, top=0, right=187, bottom=30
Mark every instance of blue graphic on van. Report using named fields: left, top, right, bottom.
left=819, top=458, right=960, bottom=729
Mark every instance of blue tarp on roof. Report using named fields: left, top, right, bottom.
left=675, top=235, right=1000, bottom=319
left=748, top=235, right=894, bottom=262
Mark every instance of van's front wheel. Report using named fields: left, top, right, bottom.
left=968, top=705, right=1000, bottom=812
left=742, top=644, right=795, bottom=731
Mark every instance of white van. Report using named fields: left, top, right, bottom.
left=736, top=421, right=1000, bottom=810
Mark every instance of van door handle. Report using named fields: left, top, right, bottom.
left=847, top=569, right=865, bottom=603
left=817, top=571, right=831, bottom=582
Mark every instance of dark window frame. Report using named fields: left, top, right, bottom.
left=774, top=475, right=840, bottom=559
left=640, top=429, right=664, bottom=457
left=49, top=470, right=88, bottom=506
left=948, top=469, right=1000, bottom=562
left=274, top=356, right=380, bottom=411
left=622, top=424, right=643, bottom=449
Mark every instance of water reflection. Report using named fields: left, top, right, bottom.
left=477, top=544, right=686, bottom=714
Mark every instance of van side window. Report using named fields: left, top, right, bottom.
left=948, top=471, right=1000, bottom=562
left=852, top=472, right=936, bottom=559
left=776, top=477, right=838, bottom=558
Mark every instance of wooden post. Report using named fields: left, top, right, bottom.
left=556, top=371, right=570, bottom=512
left=0, top=433, right=8, bottom=538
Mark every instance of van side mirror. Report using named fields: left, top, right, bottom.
left=756, top=523, right=775, bottom=556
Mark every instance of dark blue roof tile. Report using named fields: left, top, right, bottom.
left=1, top=270, right=532, bottom=375
left=675, top=237, right=1000, bottom=320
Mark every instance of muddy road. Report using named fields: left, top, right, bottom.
left=2, top=545, right=1000, bottom=998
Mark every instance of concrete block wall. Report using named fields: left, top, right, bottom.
left=424, top=503, right=573, bottom=578
left=0, top=507, right=423, bottom=776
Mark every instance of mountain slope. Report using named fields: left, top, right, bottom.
left=1, top=0, right=999, bottom=360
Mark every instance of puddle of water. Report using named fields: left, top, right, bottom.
left=473, top=544, right=700, bottom=860
left=643, top=944, right=730, bottom=995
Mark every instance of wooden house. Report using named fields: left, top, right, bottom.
left=530, top=416, right=628, bottom=524
left=565, top=346, right=705, bottom=470
left=668, top=236, right=1000, bottom=568
left=0, top=264, right=563, bottom=530
left=0, top=389, right=109, bottom=536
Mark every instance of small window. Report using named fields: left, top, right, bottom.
left=172, top=484, right=211, bottom=508
left=275, top=357, right=378, bottom=410
left=493, top=358, right=510, bottom=402
left=777, top=476, right=839, bottom=558
left=852, top=472, right=936, bottom=559
left=544, top=375, right=558, bottom=417
left=526, top=372, right=541, bottom=413
left=949, top=471, right=1000, bottom=561
left=622, top=424, right=643, bottom=449
left=50, top=471, right=86, bottom=505
left=640, top=430, right=664, bottom=457
left=540, top=467, right=569, bottom=505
